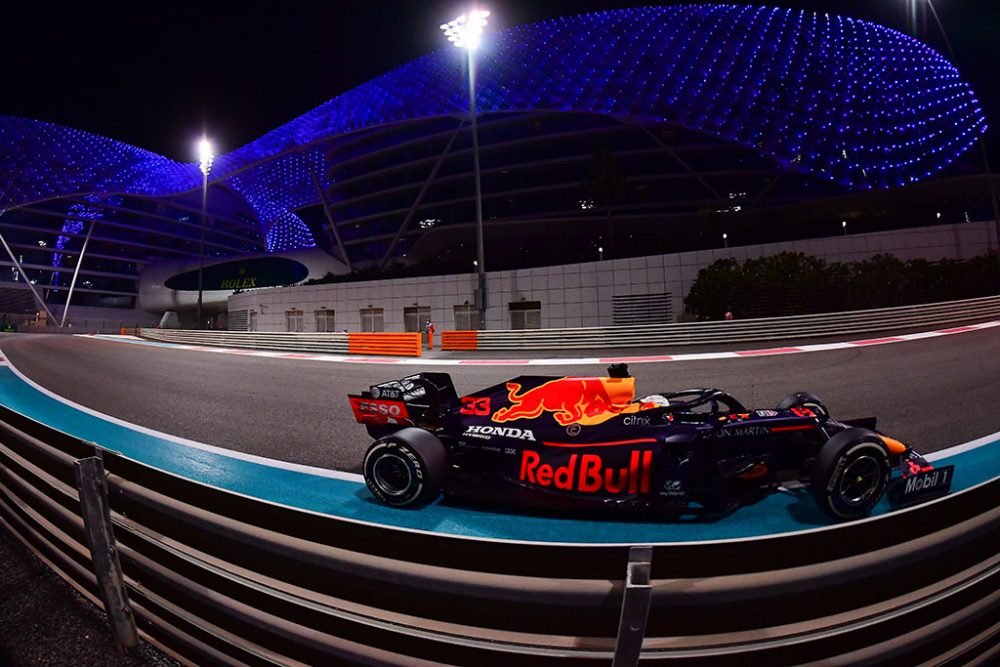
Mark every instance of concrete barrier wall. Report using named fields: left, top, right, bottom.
left=442, top=295, right=1000, bottom=350
left=2, top=304, right=160, bottom=333
left=230, top=220, right=996, bottom=333
left=139, top=329, right=423, bottom=357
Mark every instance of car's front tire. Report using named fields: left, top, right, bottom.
left=363, top=428, right=447, bottom=508
left=811, top=428, right=890, bottom=520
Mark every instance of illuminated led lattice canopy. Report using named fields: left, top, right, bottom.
left=0, top=5, right=987, bottom=255
left=215, top=5, right=985, bottom=191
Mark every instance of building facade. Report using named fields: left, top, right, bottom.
left=228, top=220, right=996, bottom=332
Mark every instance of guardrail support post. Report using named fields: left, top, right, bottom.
left=75, top=456, right=139, bottom=655
left=612, top=545, right=653, bottom=667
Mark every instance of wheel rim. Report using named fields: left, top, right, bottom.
left=372, top=453, right=412, bottom=496
left=839, top=454, right=882, bottom=506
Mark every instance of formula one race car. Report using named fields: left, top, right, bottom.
left=349, top=364, right=953, bottom=520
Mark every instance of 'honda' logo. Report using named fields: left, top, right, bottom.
left=464, top=425, right=536, bottom=441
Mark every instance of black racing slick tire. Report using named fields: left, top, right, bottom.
left=811, top=428, right=890, bottom=520
left=363, top=428, right=447, bottom=508
left=777, top=391, right=830, bottom=419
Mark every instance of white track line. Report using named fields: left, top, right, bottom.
left=0, top=354, right=363, bottom=483
left=81, top=319, right=1000, bottom=366
left=926, top=430, right=1000, bottom=462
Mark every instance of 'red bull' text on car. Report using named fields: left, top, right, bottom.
left=349, top=364, right=953, bottom=520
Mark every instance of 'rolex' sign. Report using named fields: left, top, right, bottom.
left=164, top=257, right=309, bottom=291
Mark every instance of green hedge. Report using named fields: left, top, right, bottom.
left=684, top=251, right=1000, bottom=320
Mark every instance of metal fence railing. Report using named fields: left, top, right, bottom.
left=137, top=329, right=423, bottom=357
left=1, top=403, right=998, bottom=665
left=443, top=294, right=1000, bottom=351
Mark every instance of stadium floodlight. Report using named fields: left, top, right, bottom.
left=198, top=138, right=214, bottom=177
left=441, top=9, right=490, bottom=327
left=196, top=137, right=215, bottom=330
left=440, top=10, right=490, bottom=51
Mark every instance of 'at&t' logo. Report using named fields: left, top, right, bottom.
left=519, top=450, right=652, bottom=494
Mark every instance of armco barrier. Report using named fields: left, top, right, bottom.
left=347, top=332, right=423, bottom=357
left=444, top=294, right=1000, bottom=350
left=138, top=329, right=422, bottom=357
left=1, top=404, right=998, bottom=665
left=441, top=330, right=478, bottom=351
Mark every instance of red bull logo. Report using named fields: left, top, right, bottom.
left=492, top=377, right=636, bottom=426
left=519, top=450, right=652, bottom=494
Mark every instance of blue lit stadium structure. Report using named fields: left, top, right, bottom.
left=0, top=5, right=986, bottom=314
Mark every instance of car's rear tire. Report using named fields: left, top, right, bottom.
left=811, top=428, right=890, bottom=520
left=363, top=428, right=447, bottom=508
left=777, top=391, right=830, bottom=419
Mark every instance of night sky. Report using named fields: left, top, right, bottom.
left=4, top=1, right=998, bottom=163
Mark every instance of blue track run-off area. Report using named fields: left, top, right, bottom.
left=1, top=361, right=997, bottom=544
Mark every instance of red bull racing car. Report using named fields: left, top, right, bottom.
left=349, top=364, right=953, bottom=520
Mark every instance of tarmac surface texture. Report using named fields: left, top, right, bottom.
left=1, top=328, right=998, bottom=473
left=0, top=527, right=176, bottom=667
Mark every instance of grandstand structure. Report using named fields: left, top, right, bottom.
left=0, top=4, right=987, bottom=318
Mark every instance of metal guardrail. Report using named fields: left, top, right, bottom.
left=1, top=404, right=998, bottom=665
left=138, top=329, right=423, bottom=357
left=444, top=295, right=1000, bottom=350
left=8, top=325, right=144, bottom=336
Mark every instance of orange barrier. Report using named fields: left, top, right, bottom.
left=347, top=332, right=422, bottom=357
left=441, top=330, right=479, bottom=351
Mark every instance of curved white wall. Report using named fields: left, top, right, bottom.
left=138, top=247, right=347, bottom=315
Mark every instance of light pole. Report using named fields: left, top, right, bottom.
left=722, top=232, right=729, bottom=249
left=442, top=9, right=489, bottom=328
left=196, top=138, right=214, bottom=330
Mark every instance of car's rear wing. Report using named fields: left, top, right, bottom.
left=349, top=373, right=458, bottom=429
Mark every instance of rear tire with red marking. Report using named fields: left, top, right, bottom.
left=777, top=391, right=829, bottom=419
left=363, top=428, right=447, bottom=508
left=811, top=428, right=890, bottom=520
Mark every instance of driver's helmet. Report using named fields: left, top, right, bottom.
left=638, top=394, right=671, bottom=407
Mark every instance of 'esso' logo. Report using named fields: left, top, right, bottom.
left=360, top=401, right=402, bottom=417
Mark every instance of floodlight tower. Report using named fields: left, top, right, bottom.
left=196, top=138, right=214, bottom=330
left=441, top=9, right=490, bottom=328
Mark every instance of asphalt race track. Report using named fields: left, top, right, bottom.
left=1, top=329, right=998, bottom=474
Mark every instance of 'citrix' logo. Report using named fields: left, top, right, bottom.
left=519, top=450, right=652, bottom=494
